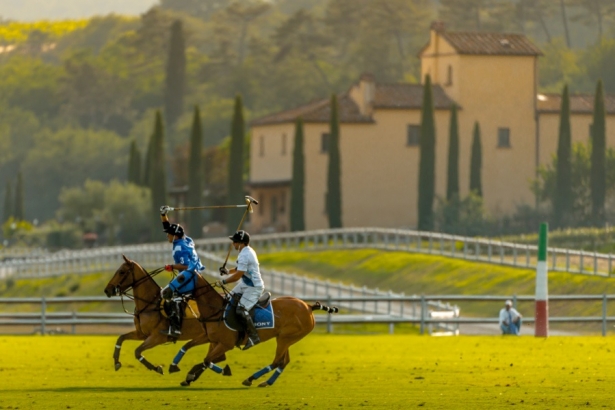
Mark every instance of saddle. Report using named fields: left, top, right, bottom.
left=160, top=298, right=200, bottom=319
left=224, top=292, right=272, bottom=347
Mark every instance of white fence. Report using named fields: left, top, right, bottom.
left=2, top=228, right=615, bottom=277
left=1, top=294, right=614, bottom=336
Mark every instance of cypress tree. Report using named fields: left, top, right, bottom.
left=446, top=104, right=460, bottom=201
left=470, top=121, right=483, bottom=197
left=164, top=20, right=186, bottom=129
left=144, top=131, right=155, bottom=187
left=3, top=180, right=12, bottom=223
left=418, top=75, right=436, bottom=231
left=187, top=106, right=203, bottom=238
left=553, top=85, right=572, bottom=228
left=127, top=140, right=142, bottom=185
left=149, top=111, right=167, bottom=235
left=227, top=95, right=245, bottom=233
left=590, top=79, right=606, bottom=225
left=327, top=94, right=342, bottom=228
left=14, top=172, right=24, bottom=221
left=290, top=117, right=306, bottom=232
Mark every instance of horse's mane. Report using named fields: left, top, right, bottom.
left=128, top=259, right=162, bottom=289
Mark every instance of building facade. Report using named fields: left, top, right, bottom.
left=247, top=23, right=615, bottom=233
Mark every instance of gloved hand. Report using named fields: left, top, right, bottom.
left=164, top=264, right=173, bottom=272
left=219, top=266, right=229, bottom=275
left=160, top=205, right=170, bottom=215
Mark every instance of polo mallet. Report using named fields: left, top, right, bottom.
left=162, top=203, right=253, bottom=212
left=221, top=196, right=258, bottom=273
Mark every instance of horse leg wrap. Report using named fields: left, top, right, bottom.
left=207, top=361, right=224, bottom=375
left=173, top=348, right=187, bottom=366
left=252, top=365, right=273, bottom=380
left=265, top=367, right=284, bottom=385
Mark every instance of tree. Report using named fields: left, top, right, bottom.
left=290, top=117, right=306, bottom=232
left=227, top=95, right=245, bottom=233
left=470, top=122, right=483, bottom=197
left=553, top=85, right=572, bottom=228
left=14, top=171, right=24, bottom=221
left=3, top=180, right=12, bottom=223
left=569, top=0, right=615, bottom=42
left=164, top=20, right=186, bottom=129
left=149, top=111, right=167, bottom=236
left=187, top=106, right=203, bottom=238
left=418, top=75, right=436, bottom=231
left=127, top=140, right=142, bottom=185
left=327, top=94, right=342, bottom=229
left=590, top=79, right=606, bottom=225
left=446, top=104, right=460, bottom=201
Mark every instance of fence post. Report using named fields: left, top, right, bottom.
left=602, top=293, right=607, bottom=337
left=327, top=295, right=333, bottom=334
left=41, top=296, right=46, bottom=336
left=420, top=295, right=426, bottom=335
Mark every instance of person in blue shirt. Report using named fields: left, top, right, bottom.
left=159, top=205, right=205, bottom=338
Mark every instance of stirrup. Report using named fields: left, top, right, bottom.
left=242, top=337, right=259, bottom=351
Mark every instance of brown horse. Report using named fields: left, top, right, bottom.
left=104, top=255, right=227, bottom=375
left=181, top=273, right=338, bottom=387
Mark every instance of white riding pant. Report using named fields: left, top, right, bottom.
left=231, top=281, right=264, bottom=311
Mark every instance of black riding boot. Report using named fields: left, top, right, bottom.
left=161, top=300, right=182, bottom=339
left=238, top=306, right=260, bottom=350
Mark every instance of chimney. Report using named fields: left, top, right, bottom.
left=359, top=72, right=375, bottom=116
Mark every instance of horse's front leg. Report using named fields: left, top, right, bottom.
left=181, top=342, right=232, bottom=386
left=135, top=334, right=167, bottom=375
left=170, top=334, right=226, bottom=373
left=113, top=330, right=143, bottom=371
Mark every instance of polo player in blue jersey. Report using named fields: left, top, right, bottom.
left=159, top=205, right=205, bottom=339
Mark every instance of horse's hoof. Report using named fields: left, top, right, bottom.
left=258, top=381, right=270, bottom=388
left=242, top=379, right=252, bottom=387
left=186, top=373, right=196, bottom=382
left=169, top=364, right=180, bottom=373
left=155, top=366, right=164, bottom=375
left=180, top=380, right=191, bottom=387
left=115, top=362, right=122, bottom=371
left=223, top=365, right=232, bottom=376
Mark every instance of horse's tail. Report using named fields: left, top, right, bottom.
left=310, top=301, right=339, bottom=314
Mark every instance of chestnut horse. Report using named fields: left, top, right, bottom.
left=181, top=273, right=338, bottom=388
left=104, top=255, right=226, bottom=375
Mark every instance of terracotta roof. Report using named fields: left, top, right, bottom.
left=251, top=83, right=457, bottom=126
left=537, top=93, right=615, bottom=114
left=374, top=83, right=456, bottom=109
left=250, top=94, right=373, bottom=126
left=421, top=31, right=542, bottom=56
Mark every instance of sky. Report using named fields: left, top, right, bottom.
left=0, top=0, right=157, bottom=21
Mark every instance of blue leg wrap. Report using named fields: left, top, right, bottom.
left=252, top=365, right=273, bottom=380
left=265, top=367, right=284, bottom=385
left=172, top=348, right=187, bottom=366
left=208, top=362, right=224, bottom=374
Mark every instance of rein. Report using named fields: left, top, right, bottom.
left=194, top=279, right=229, bottom=323
left=116, top=265, right=166, bottom=316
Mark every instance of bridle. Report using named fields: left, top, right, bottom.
left=113, top=262, right=165, bottom=316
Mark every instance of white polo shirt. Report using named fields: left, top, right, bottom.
left=236, top=246, right=263, bottom=288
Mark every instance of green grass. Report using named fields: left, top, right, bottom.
left=3, top=249, right=615, bottom=328
left=1, top=335, right=615, bottom=409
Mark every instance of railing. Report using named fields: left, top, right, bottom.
left=2, top=228, right=615, bottom=277
left=1, top=294, right=613, bottom=336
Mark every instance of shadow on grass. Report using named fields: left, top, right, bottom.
left=2, top=386, right=245, bottom=393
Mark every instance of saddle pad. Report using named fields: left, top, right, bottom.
left=160, top=300, right=200, bottom=319
left=223, top=301, right=275, bottom=331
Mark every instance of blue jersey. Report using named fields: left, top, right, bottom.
left=168, top=236, right=204, bottom=295
left=171, top=236, right=204, bottom=272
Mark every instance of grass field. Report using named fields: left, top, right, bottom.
left=1, top=335, right=615, bottom=409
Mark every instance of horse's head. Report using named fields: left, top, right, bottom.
left=104, top=254, right=136, bottom=297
